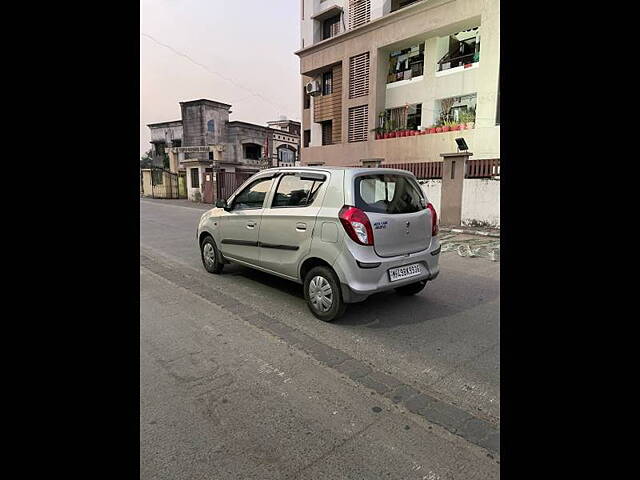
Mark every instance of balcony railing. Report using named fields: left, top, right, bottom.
left=437, top=52, right=477, bottom=72
left=382, top=161, right=442, bottom=180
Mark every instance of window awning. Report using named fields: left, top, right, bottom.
left=310, top=5, right=343, bottom=22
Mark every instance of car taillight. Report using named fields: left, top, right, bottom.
left=426, top=203, right=439, bottom=236
left=339, top=206, right=374, bottom=246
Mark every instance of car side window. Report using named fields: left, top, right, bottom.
left=231, top=177, right=273, bottom=210
left=271, top=174, right=325, bottom=208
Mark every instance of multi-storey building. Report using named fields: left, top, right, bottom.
left=296, top=0, right=499, bottom=166
left=147, top=99, right=300, bottom=200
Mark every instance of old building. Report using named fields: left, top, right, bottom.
left=296, top=0, right=500, bottom=166
left=147, top=99, right=301, bottom=201
left=267, top=117, right=301, bottom=167
left=147, top=120, right=182, bottom=167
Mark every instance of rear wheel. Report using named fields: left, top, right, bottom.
left=394, top=280, right=427, bottom=296
left=304, top=266, right=346, bottom=322
left=200, top=236, right=224, bottom=274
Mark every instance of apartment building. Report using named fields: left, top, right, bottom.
left=296, top=0, right=500, bottom=166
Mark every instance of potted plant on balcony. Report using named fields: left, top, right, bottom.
left=466, top=108, right=476, bottom=129
left=371, top=126, right=384, bottom=140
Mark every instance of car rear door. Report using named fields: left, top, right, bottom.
left=258, top=171, right=328, bottom=278
left=353, top=172, right=432, bottom=257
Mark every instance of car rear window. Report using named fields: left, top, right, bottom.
left=272, top=173, right=325, bottom=208
left=354, top=174, right=426, bottom=214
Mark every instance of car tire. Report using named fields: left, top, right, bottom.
left=200, top=235, right=224, bottom=274
left=394, top=279, right=427, bottom=296
left=304, top=266, right=346, bottom=322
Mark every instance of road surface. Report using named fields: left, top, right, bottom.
left=140, top=198, right=500, bottom=479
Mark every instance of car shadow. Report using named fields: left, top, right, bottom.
left=223, top=263, right=306, bottom=298
left=219, top=263, right=498, bottom=330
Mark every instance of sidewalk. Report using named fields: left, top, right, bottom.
left=440, top=225, right=500, bottom=238
left=439, top=230, right=500, bottom=261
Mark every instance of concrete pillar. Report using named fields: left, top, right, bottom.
left=440, top=151, right=472, bottom=226
left=361, top=158, right=384, bottom=168
left=168, top=147, right=179, bottom=173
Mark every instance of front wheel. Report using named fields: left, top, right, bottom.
left=304, top=266, right=346, bottom=322
left=394, top=279, right=427, bottom=296
left=200, top=236, right=224, bottom=274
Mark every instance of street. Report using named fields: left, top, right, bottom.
left=140, top=198, right=500, bottom=479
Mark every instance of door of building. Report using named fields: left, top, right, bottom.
left=202, top=169, right=215, bottom=204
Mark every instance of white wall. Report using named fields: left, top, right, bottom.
left=186, top=166, right=204, bottom=202
left=461, top=178, right=499, bottom=227
left=420, top=180, right=441, bottom=217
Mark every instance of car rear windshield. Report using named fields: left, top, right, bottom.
left=354, top=174, right=426, bottom=214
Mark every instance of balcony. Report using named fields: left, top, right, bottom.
left=436, top=28, right=480, bottom=75
left=311, top=4, right=343, bottom=42
left=436, top=52, right=479, bottom=76
left=301, top=126, right=500, bottom=168
left=386, top=43, right=424, bottom=86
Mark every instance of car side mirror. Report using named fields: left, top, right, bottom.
left=216, top=199, right=229, bottom=210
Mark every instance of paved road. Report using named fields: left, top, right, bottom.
left=140, top=198, right=500, bottom=479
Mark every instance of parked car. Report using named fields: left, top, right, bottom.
left=196, top=167, right=440, bottom=322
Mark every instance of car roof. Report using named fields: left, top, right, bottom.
left=261, top=166, right=415, bottom=176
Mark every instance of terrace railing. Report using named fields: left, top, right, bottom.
left=466, top=158, right=500, bottom=178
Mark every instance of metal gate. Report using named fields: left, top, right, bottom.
left=215, top=170, right=255, bottom=203
left=150, top=168, right=182, bottom=199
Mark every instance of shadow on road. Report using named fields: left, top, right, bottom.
left=219, top=262, right=498, bottom=329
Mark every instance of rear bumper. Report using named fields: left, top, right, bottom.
left=333, top=236, right=441, bottom=303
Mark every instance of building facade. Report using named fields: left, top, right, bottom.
left=296, top=0, right=500, bottom=166
left=147, top=120, right=182, bottom=167
left=147, top=99, right=301, bottom=201
left=267, top=117, right=302, bottom=168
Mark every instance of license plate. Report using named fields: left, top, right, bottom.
left=388, top=263, right=422, bottom=282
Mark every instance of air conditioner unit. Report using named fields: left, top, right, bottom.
left=305, top=81, right=321, bottom=96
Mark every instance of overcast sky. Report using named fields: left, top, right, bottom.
left=140, top=0, right=301, bottom=156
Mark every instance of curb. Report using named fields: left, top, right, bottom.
left=440, top=227, right=500, bottom=238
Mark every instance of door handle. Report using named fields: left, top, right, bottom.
left=296, top=222, right=307, bottom=231
left=246, top=221, right=256, bottom=229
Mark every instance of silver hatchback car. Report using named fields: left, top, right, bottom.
left=197, top=166, right=440, bottom=322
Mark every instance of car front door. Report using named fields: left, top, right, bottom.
left=219, top=175, right=275, bottom=265
left=258, top=171, right=328, bottom=278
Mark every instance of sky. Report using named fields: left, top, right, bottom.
left=140, top=0, right=301, bottom=156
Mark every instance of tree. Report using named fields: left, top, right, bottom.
left=140, top=149, right=154, bottom=168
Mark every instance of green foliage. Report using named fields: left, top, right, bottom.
left=459, top=108, right=476, bottom=124
left=140, top=149, right=154, bottom=168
